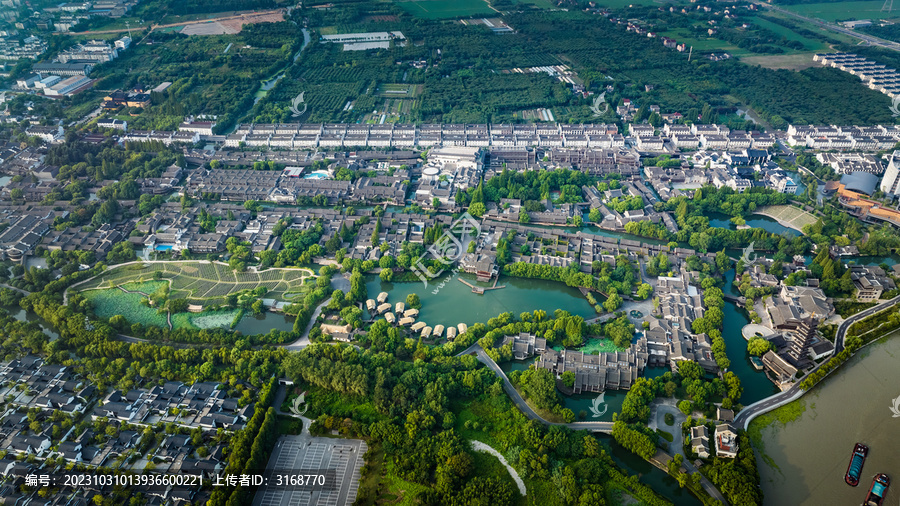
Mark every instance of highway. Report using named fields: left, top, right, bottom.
left=752, top=1, right=900, bottom=52
left=734, top=294, right=900, bottom=429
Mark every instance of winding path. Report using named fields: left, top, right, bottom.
left=456, top=344, right=611, bottom=433
left=734, top=294, right=900, bottom=430
left=471, top=441, right=526, bottom=496
left=457, top=344, right=728, bottom=503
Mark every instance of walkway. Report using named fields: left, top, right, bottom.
left=734, top=294, right=900, bottom=429
left=461, top=344, right=728, bottom=503
left=471, top=441, right=526, bottom=496
left=456, top=344, right=613, bottom=431
left=0, top=283, right=29, bottom=295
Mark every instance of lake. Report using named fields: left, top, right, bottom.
left=754, top=331, right=900, bottom=506
left=364, top=273, right=596, bottom=327
left=708, top=212, right=797, bottom=237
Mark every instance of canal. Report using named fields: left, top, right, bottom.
left=754, top=330, right=900, bottom=506
left=598, top=434, right=703, bottom=506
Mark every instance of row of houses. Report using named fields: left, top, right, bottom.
left=785, top=122, right=900, bottom=151
left=815, top=52, right=900, bottom=99
left=184, top=167, right=409, bottom=206
left=95, top=381, right=252, bottom=430
left=630, top=123, right=776, bottom=151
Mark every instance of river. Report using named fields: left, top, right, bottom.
left=252, top=27, right=311, bottom=106
left=754, top=330, right=900, bottom=506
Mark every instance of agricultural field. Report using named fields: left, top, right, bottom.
left=86, top=19, right=301, bottom=133
left=783, top=0, right=900, bottom=22
left=740, top=53, right=820, bottom=70
left=76, top=261, right=314, bottom=305
left=396, top=0, right=496, bottom=19
left=376, top=83, right=422, bottom=98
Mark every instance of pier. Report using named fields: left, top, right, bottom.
left=458, top=277, right=505, bottom=294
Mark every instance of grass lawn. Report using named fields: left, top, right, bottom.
left=396, top=0, right=496, bottom=19
left=784, top=0, right=900, bottom=22
left=755, top=204, right=818, bottom=232
left=382, top=459, right=431, bottom=505
left=580, top=337, right=627, bottom=354
left=594, top=0, right=686, bottom=8
left=275, top=415, right=304, bottom=435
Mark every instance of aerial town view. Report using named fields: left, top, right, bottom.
left=3, top=0, right=900, bottom=504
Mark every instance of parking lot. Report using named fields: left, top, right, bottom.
left=253, top=434, right=367, bottom=506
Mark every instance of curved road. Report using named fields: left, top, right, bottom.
left=459, top=344, right=728, bottom=503
left=734, top=294, right=900, bottom=429
left=456, top=344, right=613, bottom=432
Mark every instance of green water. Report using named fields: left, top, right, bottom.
left=364, top=273, right=596, bottom=327
left=598, top=434, right=703, bottom=506
left=722, top=301, right=779, bottom=406
left=234, top=311, right=296, bottom=335
left=756, top=332, right=900, bottom=505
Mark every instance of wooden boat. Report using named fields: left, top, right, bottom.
left=846, top=443, right=868, bottom=487
left=863, top=473, right=889, bottom=506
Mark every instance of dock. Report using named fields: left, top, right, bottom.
left=458, top=277, right=505, bottom=294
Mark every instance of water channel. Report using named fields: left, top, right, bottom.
left=755, top=330, right=900, bottom=506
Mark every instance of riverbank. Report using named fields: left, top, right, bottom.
left=750, top=329, right=900, bottom=505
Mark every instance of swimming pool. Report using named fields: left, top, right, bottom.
left=155, top=245, right=173, bottom=251
left=303, top=170, right=330, bottom=180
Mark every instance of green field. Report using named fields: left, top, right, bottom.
left=750, top=15, right=832, bottom=51
left=784, top=1, right=900, bottom=22
left=76, top=261, right=314, bottom=305
left=658, top=29, right=747, bottom=55
left=82, top=288, right=170, bottom=328
left=83, top=285, right=244, bottom=330
left=396, top=0, right=495, bottom=19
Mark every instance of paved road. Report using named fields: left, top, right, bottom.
left=466, top=344, right=730, bottom=503
left=0, top=283, right=29, bottom=295
left=734, top=295, right=900, bottom=429
left=466, top=344, right=611, bottom=432
left=752, top=0, right=900, bottom=52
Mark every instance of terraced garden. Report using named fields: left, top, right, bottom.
left=76, top=261, right=314, bottom=305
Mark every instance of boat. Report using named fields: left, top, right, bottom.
left=863, top=473, right=890, bottom=506
left=846, top=443, right=868, bottom=486
left=749, top=356, right=764, bottom=371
